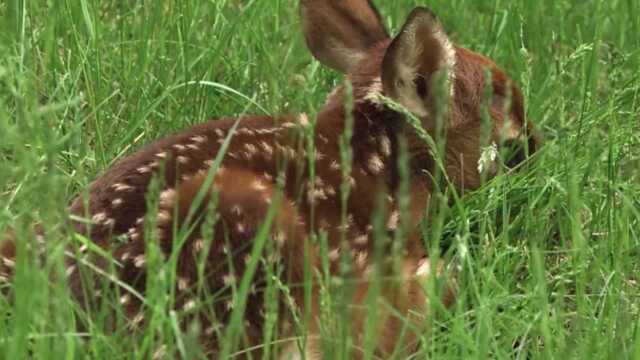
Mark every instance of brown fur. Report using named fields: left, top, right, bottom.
left=1, top=2, right=537, bottom=358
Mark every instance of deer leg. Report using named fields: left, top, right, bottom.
left=330, top=256, right=456, bottom=359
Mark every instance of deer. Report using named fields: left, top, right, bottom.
left=0, top=1, right=537, bottom=358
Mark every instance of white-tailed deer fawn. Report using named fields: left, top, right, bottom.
left=1, top=1, right=537, bottom=358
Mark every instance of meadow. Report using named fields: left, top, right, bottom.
left=1, top=0, right=639, bottom=358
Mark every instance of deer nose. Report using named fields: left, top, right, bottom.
left=501, top=138, right=529, bottom=169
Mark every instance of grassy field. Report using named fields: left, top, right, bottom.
left=1, top=0, right=639, bottom=358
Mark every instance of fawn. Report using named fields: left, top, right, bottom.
left=1, top=0, right=537, bottom=358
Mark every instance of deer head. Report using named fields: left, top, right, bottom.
left=302, top=1, right=537, bottom=192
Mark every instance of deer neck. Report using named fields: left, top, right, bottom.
left=314, top=94, right=436, bottom=198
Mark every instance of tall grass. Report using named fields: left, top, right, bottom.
left=1, top=0, right=638, bottom=358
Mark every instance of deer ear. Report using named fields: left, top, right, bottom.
left=381, top=8, right=456, bottom=117
left=300, top=0, right=389, bottom=73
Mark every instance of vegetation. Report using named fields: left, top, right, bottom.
left=1, top=0, right=638, bottom=358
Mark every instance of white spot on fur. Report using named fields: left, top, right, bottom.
left=177, top=156, right=189, bottom=164
left=367, top=154, right=385, bottom=175
left=112, top=198, right=124, bottom=208
left=387, top=211, right=400, bottom=230
left=231, top=205, right=243, bottom=215
left=92, top=212, right=108, bottom=224
left=156, top=211, right=171, bottom=225
left=325, top=186, right=336, bottom=196
left=251, top=179, right=267, bottom=192
left=337, top=214, right=355, bottom=232
left=121, top=252, right=131, bottom=261
left=237, top=128, right=251, bottom=135
left=186, top=144, right=199, bottom=151
left=113, top=183, right=133, bottom=192
left=255, top=128, right=274, bottom=135
left=120, top=294, right=131, bottom=305
left=259, top=141, right=273, bottom=156
left=236, top=223, right=246, bottom=234
left=307, top=187, right=328, bottom=205
left=190, top=135, right=207, bottom=144
left=223, top=274, right=236, bottom=286
left=65, top=265, right=76, bottom=277
left=354, top=234, right=369, bottom=245
left=330, top=160, right=341, bottom=171
left=173, top=144, right=186, bottom=151
left=2, top=258, right=15, bottom=268
left=159, top=189, right=176, bottom=207
left=137, top=166, right=152, bottom=174
left=156, top=152, right=167, bottom=159
left=178, top=277, right=189, bottom=290
left=193, top=239, right=204, bottom=254
left=134, top=255, right=146, bottom=268
left=183, top=299, right=196, bottom=311
left=276, top=144, right=297, bottom=159
left=328, top=248, right=340, bottom=262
